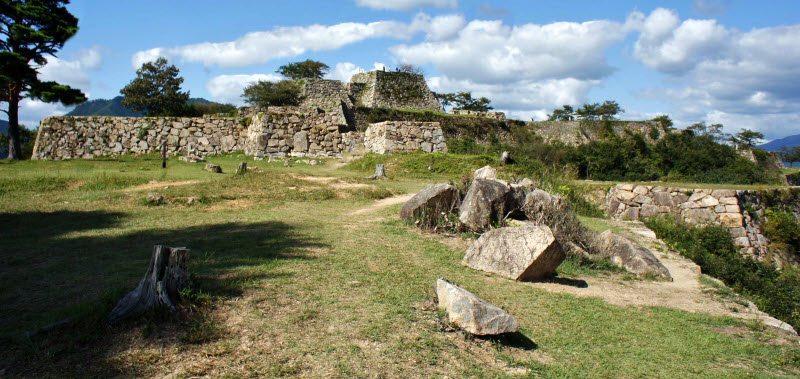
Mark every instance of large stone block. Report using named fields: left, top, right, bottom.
left=459, top=179, right=511, bottom=232
left=436, top=278, right=518, bottom=336
left=595, top=230, right=671, bottom=279
left=400, top=183, right=459, bottom=228
left=463, top=224, right=565, bottom=281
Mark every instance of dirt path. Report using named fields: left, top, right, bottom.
left=349, top=194, right=414, bottom=216
left=121, top=180, right=200, bottom=192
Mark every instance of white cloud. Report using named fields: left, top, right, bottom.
left=373, top=62, right=388, bottom=71
left=391, top=16, right=631, bottom=117
left=13, top=48, right=103, bottom=128
left=410, top=13, right=465, bottom=41
left=132, top=21, right=413, bottom=68
left=327, top=62, right=366, bottom=81
left=39, top=47, right=102, bottom=93
left=633, top=8, right=800, bottom=138
left=355, top=0, right=457, bottom=11
left=205, top=74, right=283, bottom=105
left=634, top=8, right=729, bottom=73
left=392, top=18, right=628, bottom=85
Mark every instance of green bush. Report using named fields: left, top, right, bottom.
left=645, top=216, right=800, bottom=330
left=242, top=80, right=303, bottom=107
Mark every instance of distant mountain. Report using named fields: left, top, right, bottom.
left=65, top=96, right=226, bottom=117
left=758, top=134, right=800, bottom=152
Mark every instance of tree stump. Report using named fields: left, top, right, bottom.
left=501, top=151, right=512, bottom=165
left=368, top=163, right=386, bottom=179
left=235, top=161, right=247, bottom=175
left=108, top=245, right=190, bottom=324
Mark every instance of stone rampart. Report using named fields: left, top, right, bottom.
left=350, top=71, right=442, bottom=112
left=451, top=110, right=506, bottom=120
left=530, top=120, right=663, bottom=146
left=604, top=184, right=800, bottom=263
left=364, top=121, right=446, bottom=154
left=244, top=106, right=350, bottom=158
left=32, top=115, right=247, bottom=160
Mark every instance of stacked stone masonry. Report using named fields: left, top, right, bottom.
left=32, top=115, right=247, bottom=160
left=244, top=106, right=350, bottom=158
left=364, top=121, right=447, bottom=154
left=605, top=184, right=770, bottom=259
left=350, top=71, right=442, bottom=111
left=451, top=110, right=506, bottom=120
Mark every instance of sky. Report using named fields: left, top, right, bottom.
left=9, top=0, right=800, bottom=140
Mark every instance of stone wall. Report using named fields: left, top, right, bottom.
left=364, top=121, right=447, bottom=154
left=32, top=115, right=247, bottom=160
left=451, top=110, right=506, bottom=120
left=244, top=106, right=351, bottom=158
left=530, top=120, right=663, bottom=146
left=350, top=71, right=442, bottom=112
left=604, top=184, right=796, bottom=262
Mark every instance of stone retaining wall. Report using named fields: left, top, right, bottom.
left=605, top=184, right=772, bottom=259
left=32, top=115, right=247, bottom=160
left=451, top=110, right=506, bottom=120
left=244, top=106, right=350, bottom=158
left=364, top=121, right=446, bottom=154
left=350, top=71, right=442, bottom=112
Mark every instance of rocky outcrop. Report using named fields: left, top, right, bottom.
left=400, top=183, right=459, bottom=229
left=364, top=121, right=447, bottom=154
left=594, top=230, right=671, bottom=279
left=463, top=224, right=565, bottom=281
left=459, top=179, right=511, bottom=232
left=436, top=278, right=519, bottom=335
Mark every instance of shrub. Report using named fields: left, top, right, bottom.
left=242, top=80, right=303, bottom=107
left=645, top=215, right=800, bottom=330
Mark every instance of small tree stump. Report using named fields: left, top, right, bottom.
left=108, top=245, right=190, bottom=324
left=235, top=162, right=247, bottom=175
left=368, top=163, right=386, bottom=179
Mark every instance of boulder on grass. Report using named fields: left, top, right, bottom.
left=459, top=179, right=511, bottom=232
left=400, top=183, right=459, bottom=229
left=205, top=163, right=222, bottom=173
left=595, top=230, right=671, bottom=279
left=436, top=278, right=518, bottom=336
left=473, top=165, right=497, bottom=180
left=463, top=224, right=565, bottom=281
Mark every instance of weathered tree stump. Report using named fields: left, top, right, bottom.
left=368, top=163, right=386, bottom=179
left=108, top=245, right=190, bottom=324
left=235, top=161, right=247, bottom=175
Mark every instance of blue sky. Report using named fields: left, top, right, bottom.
left=13, top=0, right=800, bottom=139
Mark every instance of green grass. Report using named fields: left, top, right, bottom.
left=0, top=154, right=798, bottom=377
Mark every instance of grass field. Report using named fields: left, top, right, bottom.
left=1, top=153, right=798, bottom=377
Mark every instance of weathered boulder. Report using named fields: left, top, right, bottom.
left=205, top=163, right=222, bottom=173
left=459, top=179, right=511, bottom=232
left=436, top=278, right=518, bottom=335
left=472, top=165, right=497, bottom=180
left=595, top=230, right=671, bottom=279
left=400, top=183, right=459, bottom=229
left=463, top=224, right=565, bottom=281
left=146, top=192, right=164, bottom=206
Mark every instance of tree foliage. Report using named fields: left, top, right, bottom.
left=548, top=100, right=623, bottom=121
left=276, top=59, right=329, bottom=80
left=651, top=115, right=673, bottom=131
left=730, top=128, right=765, bottom=149
left=120, top=57, right=189, bottom=117
left=436, top=91, right=492, bottom=112
left=397, top=63, right=423, bottom=75
left=242, top=80, right=303, bottom=107
left=548, top=105, right=575, bottom=121
left=0, top=0, right=87, bottom=159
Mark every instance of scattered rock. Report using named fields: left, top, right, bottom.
left=472, top=165, right=498, bottom=180
left=594, top=230, right=672, bottom=279
left=400, top=183, right=460, bottom=229
left=459, top=179, right=511, bottom=232
left=179, top=154, right=204, bottom=163
left=463, top=224, right=565, bottom=281
left=186, top=196, right=200, bottom=205
left=205, top=163, right=222, bottom=173
left=500, top=151, right=512, bottom=164
left=436, top=278, right=519, bottom=336
left=146, top=192, right=164, bottom=206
